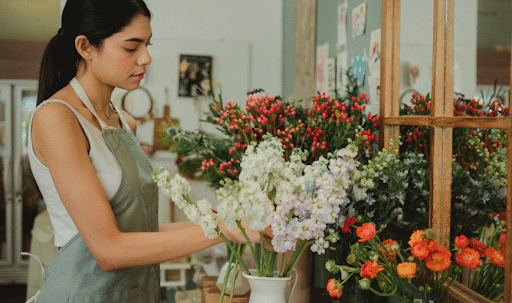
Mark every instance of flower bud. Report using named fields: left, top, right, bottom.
left=325, top=260, right=339, bottom=274
left=359, top=278, right=371, bottom=290
left=340, top=268, right=349, bottom=280
left=346, top=254, right=356, bottom=264
left=424, top=228, right=436, bottom=239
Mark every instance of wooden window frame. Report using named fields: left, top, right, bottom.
left=380, top=0, right=511, bottom=302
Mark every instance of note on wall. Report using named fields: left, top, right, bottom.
left=325, top=57, right=336, bottom=98
left=351, top=54, right=367, bottom=86
left=337, top=1, right=348, bottom=48
left=351, top=2, right=367, bottom=38
left=369, top=28, right=381, bottom=76
left=336, top=51, right=348, bottom=97
left=316, top=43, right=329, bottom=93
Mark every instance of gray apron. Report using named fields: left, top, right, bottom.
left=35, top=78, right=160, bottom=302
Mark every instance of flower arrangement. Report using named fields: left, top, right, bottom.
left=153, top=133, right=372, bottom=302
left=456, top=211, right=507, bottom=301
left=169, top=73, right=380, bottom=189
left=324, top=222, right=498, bottom=303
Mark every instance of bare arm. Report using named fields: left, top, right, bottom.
left=31, top=103, right=241, bottom=271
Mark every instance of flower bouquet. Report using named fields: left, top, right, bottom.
left=153, top=134, right=369, bottom=302
left=324, top=222, right=495, bottom=303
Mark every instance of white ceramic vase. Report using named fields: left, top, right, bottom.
left=215, top=262, right=251, bottom=296
left=242, top=269, right=298, bottom=303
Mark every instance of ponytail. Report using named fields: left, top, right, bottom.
left=37, top=0, right=151, bottom=105
left=37, top=32, right=79, bottom=105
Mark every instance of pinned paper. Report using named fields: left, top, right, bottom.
left=351, top=2, right=367, bottom=38
left=351, top=54, right=367, bottom=86
left=369, top=28, right=381, bottom=76
left=367, top=74, right=380, bottom=115
left=337, top=1, right=348, bottom=48
left=336, top=51, right=348, bottom=97
left=316, top=43, right=329, bottom=93
left=325, top=58, right=336, bottom=98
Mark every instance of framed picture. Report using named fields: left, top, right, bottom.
left=178, top=54, right=212, bottom=97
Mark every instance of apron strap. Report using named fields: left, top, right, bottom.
left=69, top=78, right=130, bottom=130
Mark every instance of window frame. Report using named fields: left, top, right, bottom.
left=380, top=1, right=511, bottom=302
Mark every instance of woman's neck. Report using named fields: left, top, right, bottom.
left=74, top=72, right=114, bottom=113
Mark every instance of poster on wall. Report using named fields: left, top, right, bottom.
left=369, top=28, right=381, bottom=76
left=316, top=43, right=329, bottom=93
left=351, top=54, right=367, bottom=86
left=337, top=1, right=348, bottom=49
left=336, top=51, right=348, bottom=97
left=178, top=54, right=212, bottom=97
left=351, top=2, right=367, bottom=38
left=325, top=58, right=336, bottom=98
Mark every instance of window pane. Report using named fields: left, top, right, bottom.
left=452, top=126, right=506, bottom=302
left=399, top=0, right=434, bottom=115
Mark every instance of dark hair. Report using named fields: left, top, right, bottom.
left=37, top=0, right=151, bottom=104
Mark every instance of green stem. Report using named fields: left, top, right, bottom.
left=218, top=253, right=235, bottom=303
left=235, top=221, right=260, bottom=275
left=219, top=232, right=250, bottom=274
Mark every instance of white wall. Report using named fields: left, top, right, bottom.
left=400, top=0, right=478, bottom=102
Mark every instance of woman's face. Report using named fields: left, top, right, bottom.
left=88, top=14, right=152, bottom=90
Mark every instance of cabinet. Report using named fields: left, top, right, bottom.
left=0, top=79, right=43, bottom=284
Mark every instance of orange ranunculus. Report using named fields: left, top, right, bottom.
left=408, top=230, right=425, bottom=247
left=499, top=234, right=506, bottom=248
left=326, top=278, right=343, bottom=298
left=356, top=223, right=376, bottom=242
left=425, top=245, right=452, bottom=272
left=411, top=241, right=429, bottom=260
left=397, top=262, right=417, bottom=279
left=486, top=247, right=505, bottom=268
left=455, top=235, right=469, bottom=249
left=360, top=260, right=383, bottom=279
left=469, top=238, right=488, bottom=255
left=378, top=239, right=398, bottom=260
left=456, top=247, right=482, bottom=268
left=427, top=239, right=438, bottom=252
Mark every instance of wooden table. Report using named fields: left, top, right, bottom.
left=201, top=276, right=249, bottom=303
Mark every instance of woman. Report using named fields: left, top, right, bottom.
left=30, top=0, right=260, bottom=301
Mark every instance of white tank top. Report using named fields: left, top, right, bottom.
left=28, top=99, right=130, bottom=247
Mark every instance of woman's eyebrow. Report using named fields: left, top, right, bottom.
left=124, top=34, right=152, bottom=43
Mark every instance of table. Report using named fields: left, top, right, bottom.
left=201, top=276, right=249, bottom=303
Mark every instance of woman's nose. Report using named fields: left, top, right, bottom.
left=138, top=48, right=151, bottom=66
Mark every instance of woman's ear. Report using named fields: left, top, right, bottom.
left=75, top=35, right=93, bottom=60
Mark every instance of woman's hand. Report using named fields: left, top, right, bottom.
left=219, top=220, right=275, bottom=252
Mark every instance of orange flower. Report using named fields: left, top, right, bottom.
left=397, top=262, right=417, bottom=278
left=454, top=235, right=469, bottom=249
left=427, top=239, right=438, bottom=252
left=326, top=278, right=343, bottom=298
left=408, top=230, right=425, bottom=247
left=456, top=247, right=482, bottom=268
left=425, top=245, right=452, bottom=272
left=411, top=241, right=429, bottom=260
left=378, top=239, right=398, bottom=260
left=469, top=238, right=488, bottom=255
left=360, top=260, right=383, bottom=279
left=356, top=223, right=376, bottom=242
left=486, top=247, right=505, bottom=268
left=499, top=234, right=506, bottom=248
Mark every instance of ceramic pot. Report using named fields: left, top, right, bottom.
left=215, top=262, right=251, bottom=296
left=242, top=269, right=298, bottom=303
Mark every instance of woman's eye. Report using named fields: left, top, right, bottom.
left=125, top=48, right=137, bottom=53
